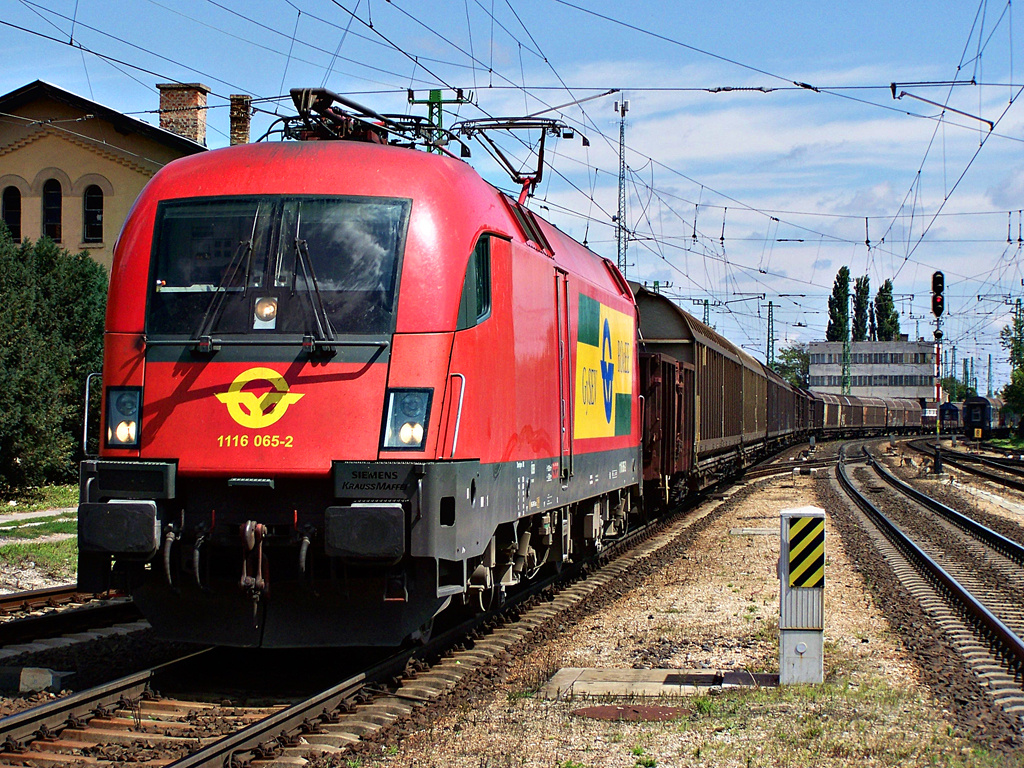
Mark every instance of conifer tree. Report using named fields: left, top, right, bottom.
left=826, top=267, right=850, bottom=342
left=874, top=279, right=900, bottom=341
left=852, top=275, right=870, bottom=342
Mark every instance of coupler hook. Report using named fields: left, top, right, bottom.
left=240, top=521, right=269, bottom=626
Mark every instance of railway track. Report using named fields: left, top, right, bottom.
left=0, top=586, right=141, bottom=651
left=836, top=445, right=1024, bottom=723
left=743, top=456, right=837, bottom=480
left=907, top=439, right=1024, bottom=493
left=0, top=650, right=291, bottom=767
left=0, top=485, right=732, bottom=766
left=0, top=586, right=84, bottom=616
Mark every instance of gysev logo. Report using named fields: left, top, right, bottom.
left=575, top=295, right=633, bottom=439
left=600, top=318, right=615, bottom=422
left=215, top=367, right=304, bottom=428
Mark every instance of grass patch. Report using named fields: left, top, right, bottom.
left=0, top=514, right=77, bottom=539
left=988, top=436, right=1024, bottom=450
left=1, top=484, right=77, bottom=514
left=0, top=538, right=77, bottom=582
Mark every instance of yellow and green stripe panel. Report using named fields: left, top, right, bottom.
left=574, top=294, right=634, bottom=439
left=788, top=516, right=824, bottom=588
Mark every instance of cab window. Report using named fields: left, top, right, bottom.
left=456, top=235, right=491, bottom=330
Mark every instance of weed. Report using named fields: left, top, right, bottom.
left=0, top=485, right=77, bottom=514
left=507, top=688, right=536, bottom=703
left=691, top=696, right=717, bottom=717
left=557, top=761, right=586, bottom=768
left=634, top=758, right=656, bottom=768
left=0, top=538, right=77, bottom=581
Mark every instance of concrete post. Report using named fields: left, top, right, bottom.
left=779, top=506, right=825, bottom=684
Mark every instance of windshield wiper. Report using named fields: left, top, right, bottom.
left=189, top=237, right=254, bottom=353
left=294, top=236, right=337, bottom=356
left=189, top=207, right=261, bottom=353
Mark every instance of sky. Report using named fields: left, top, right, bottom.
left=2, top=0, right=1022, bottom=390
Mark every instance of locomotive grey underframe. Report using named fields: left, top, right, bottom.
left=79, top=447, right=640, bottom=596
left=333, top=446, right=641, bottom=593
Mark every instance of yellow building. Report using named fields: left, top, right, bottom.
left=0, top=80, right=208, bottom=271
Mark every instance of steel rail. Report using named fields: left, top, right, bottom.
left=912, top=439, right=1024, bottom=474
left=867, top=451, right=1024, bottom=567
left=0, top=584, right=81, bottom=613
left=836, top=447, right=1024, bottom=684
left=907, top=439, right=1024, bottom=492
left=0, top=650, right=212, bottom=750
left=0, top=598, right=141, bottom=648
left=165, top=668, right=370, bottom=767
left=743, top=458, right=838, bottom=480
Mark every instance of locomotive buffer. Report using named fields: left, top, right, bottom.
left=778, top=506, right=825, bottom=684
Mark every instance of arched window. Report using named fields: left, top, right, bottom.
left=42, top=179, right=62, bottom=242
left=83, top=185, right=103, bottom=243
left=1, top=187, right=20, bottom=242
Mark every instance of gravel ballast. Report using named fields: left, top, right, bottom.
left=336, top=469, right=1024, bottom=768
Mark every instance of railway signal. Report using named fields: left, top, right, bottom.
left=931, top=271, right=945, bottom=316
left=931, top=270, right=944, bottom=458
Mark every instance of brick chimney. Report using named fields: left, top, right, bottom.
left=157, top=83, right=210, bottom=145
left=229, top=94, right=252, bottom=145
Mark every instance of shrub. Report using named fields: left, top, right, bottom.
left=0, top=228, right=106, bottom=493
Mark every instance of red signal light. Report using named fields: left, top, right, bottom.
left=932, top=294, right=944, bottom=317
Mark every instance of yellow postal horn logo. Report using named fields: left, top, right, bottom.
left=216, top=367, right=304, bottom=428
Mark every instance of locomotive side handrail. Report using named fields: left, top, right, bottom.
left=449, top=373, right=466, bottom=457
left=81, top=371, right=102, bottom=458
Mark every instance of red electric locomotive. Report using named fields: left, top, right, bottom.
left=78, top=92, right=642, bottom=647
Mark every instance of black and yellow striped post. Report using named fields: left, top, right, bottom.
left=779, top=506, right=825, bottom=684
left=787, top=515, right=824, bottom=588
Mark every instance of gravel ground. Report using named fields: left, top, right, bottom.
left=0, top=560, right=65, bottom=593
left=340, top=469, right=1024, bottom=768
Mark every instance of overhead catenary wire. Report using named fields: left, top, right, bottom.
left=5, top=0, right=1021, bottom=377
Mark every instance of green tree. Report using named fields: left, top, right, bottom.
left=999, top=303, right=1024, bottom=371
left=874, top=279, right=900, bottom=341
left=852, top=275, right=870, bottom=342
left=1001, top=368, right=1024, bottom=434
left=826, top=267, right=850, bottom=342
left=940, top=376, right=975, bottom=402
left=0, top=229, right=106, bottom=492
left=774, top=343, right=809, bottom=388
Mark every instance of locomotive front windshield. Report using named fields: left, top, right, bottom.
left=147, top=195, right=410, bottom=338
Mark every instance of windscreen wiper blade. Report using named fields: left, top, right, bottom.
left=294, top=236, right=337, bottom=354
left=190, top=238, right=254, bottom=352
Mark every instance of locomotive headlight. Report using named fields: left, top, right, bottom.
left=382, top=388, right=432, bottom=450
left=114, top=420, right=137, bottom=443
left=253, top=297, right=278, bottom=330
left=398, top=421, right=424, bottom=445
left=105, top=387, right=142, bottom=448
